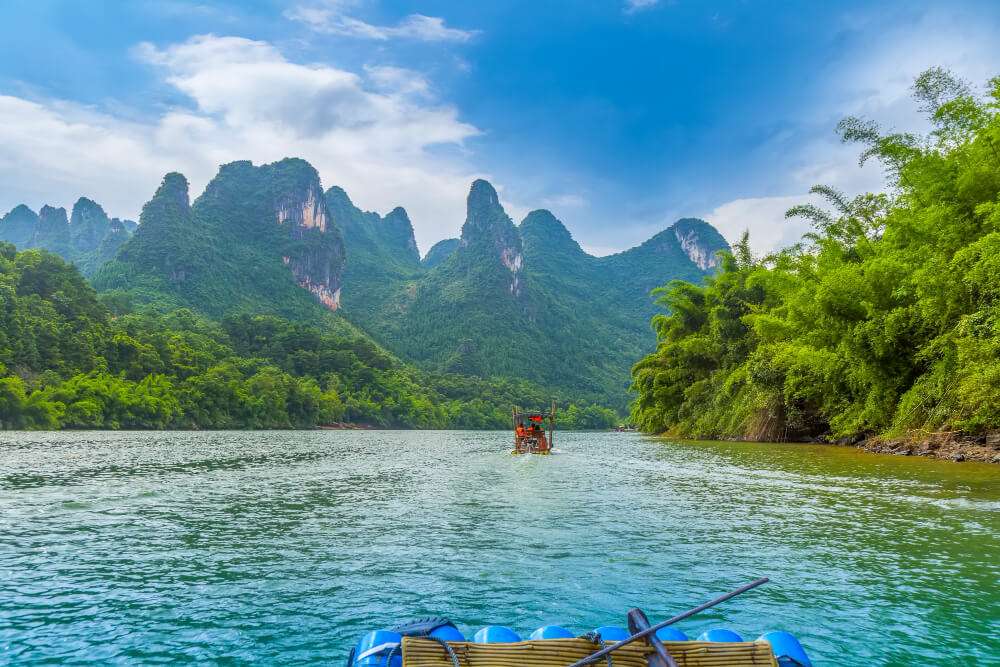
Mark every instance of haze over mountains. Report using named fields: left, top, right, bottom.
left=1, top=157, right=729, bottom=407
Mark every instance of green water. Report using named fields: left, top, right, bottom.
left=1, top=431, right=997, bottom=664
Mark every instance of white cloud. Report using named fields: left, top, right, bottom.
left=699, top=5, right=1000, bottom=257
left=701, top=193, right=821, bottom=256
left=541, top=193, right=588, bottom=210
left=624, top=0, right=660, bottom=13
left=364, top=65, right=431, bottom=97
left=286, top=3, right=477, bottom=42
left=0, top=34, right=483, bottom=253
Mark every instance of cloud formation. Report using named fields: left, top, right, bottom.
left=624, top=0, right=660, bottom=13
left=700, top=5, right=1000, bottom=256
left=0, top=34, right=483, bottom=252
left=286, top=3, right=477, bottom=42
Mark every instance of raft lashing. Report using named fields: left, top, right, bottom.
left=348, top=618, right=812, bottom=667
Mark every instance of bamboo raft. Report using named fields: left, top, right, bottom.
left=401, top=638, right=779, bottom=667
left=347, top=579, right=812, bottom=667
left=512, top=402, right=556, bottom=455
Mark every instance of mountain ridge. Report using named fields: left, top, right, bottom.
left=3, top=156, right=729, bottom=408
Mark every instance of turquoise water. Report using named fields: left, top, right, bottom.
left=1, top=431, right=998, bottom=664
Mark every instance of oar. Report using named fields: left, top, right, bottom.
left=565, top=577, right=770, bottom=667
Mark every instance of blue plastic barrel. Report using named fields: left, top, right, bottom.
left=530, top=625, right=575, bottom=640
left=429, top=624, right=465, bottom=642
left=759, top=631, right=812, bottom=667
left=474, top=626, right=522, bottom=643
left=352, top=630, right=403, bottom=667
left=697, top=628, right=744, bottom=642
left=654, top=626, right=689, bottom=642
left=593, top=626, right=630, bottom=642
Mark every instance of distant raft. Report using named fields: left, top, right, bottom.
left=347, top=618, right=812, bottom=667
left=512, top=402, right=556, bottom=455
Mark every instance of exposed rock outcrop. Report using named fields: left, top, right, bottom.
left=671, top=218, right=728, bottom=271
left=460, top=180, right=524, bottom=296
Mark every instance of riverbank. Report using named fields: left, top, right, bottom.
left=661, top=430, right=1000, bottom=463
left=855, top=431, right=1000, bottom=463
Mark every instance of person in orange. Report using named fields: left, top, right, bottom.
left=515, top=422, right=526, bottom=439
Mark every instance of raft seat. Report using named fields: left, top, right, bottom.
left=402, top=637, right=778, bottom=667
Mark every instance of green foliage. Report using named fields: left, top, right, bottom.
left=92, top=160, right=347, bottom=323
left=632, top=69, right=1000, bottom=441
left=560, top=403, right=619, bottom=430
left=0, top=198, right=133, bottom=276
left=338, top=182, right=727, bottom=410
left=0, top=246, right=611, bottom=429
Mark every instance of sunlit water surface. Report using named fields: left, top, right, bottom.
left=1, top=431, right=998, bottom=664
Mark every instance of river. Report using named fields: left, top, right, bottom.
left=1, top=431, right=997, bottom=664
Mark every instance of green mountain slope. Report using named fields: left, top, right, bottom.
left=336, top=180, right=729, bottom=406
left=93, top=159, right=347, bottom=322
left=0, top=198, right=138, bottom=275
left=11, top=155, right=725, bottom=411
left=421, top=238, right=459, bottom=268
left=330, top=186, right=424, bottom=324
left=0, top=242, right=612, bottom=430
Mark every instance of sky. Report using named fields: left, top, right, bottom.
left=1, top=1, right=999, bottom=257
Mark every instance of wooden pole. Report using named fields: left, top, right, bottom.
left=627, top=608, right=676, bottom=667
left=563, top=578, right=769, bottom=667
left=550, top=400, right=556, bottom=449
left=512, top=406, right=518, bottom=449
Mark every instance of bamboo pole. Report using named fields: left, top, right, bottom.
left=563, top=578, right=770, bottom=667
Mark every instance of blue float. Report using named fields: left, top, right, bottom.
left=351, top=630, right=403, bottom=667
left=530, top=625, right=575, bottom=640
left=473, top=625, right=522, bottom=643
left=350, top=620, right=811, bottom=666
left=698, top=628, right=744, bottom=642
left=429, top=624, right=465, bottom=642
left=654, top=626, right=689, bottom=641
left=593, top=626, right=630, bottom=642
left=759, top=631, right=812, bottom=667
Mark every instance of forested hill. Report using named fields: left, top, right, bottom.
left=91, top=159, right=346, bottom=322
left=0, top=199, right=135, bottom=276
left=1, top=157, right=726, bottom=416
left=632, top=68, right=1000, bottom=446
left=336, top=180, right=728, bottom=408
left=0, top=243, right=616, bottom=430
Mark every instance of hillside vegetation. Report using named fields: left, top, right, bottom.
left=632, top=69, right=1000, bottom=443
left=338, top=180, right=727, bottom=408
left=0, top=244, right=613, bottom=430
left=0, top=198, right=135, bottom=275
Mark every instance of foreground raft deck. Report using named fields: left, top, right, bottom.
left=402, top=637, right=779, bottom=667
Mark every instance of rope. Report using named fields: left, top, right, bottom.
left=578, top=632, right=614, bottom=667
left=429, top=636, right=461, bottom=667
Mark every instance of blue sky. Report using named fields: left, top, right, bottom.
left=1, top=1, right=999, bottom=255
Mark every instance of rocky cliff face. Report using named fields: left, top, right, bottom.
left=671, top=218, right=729, bottom=271
left=277, top=184, right=328, bottom=232
left=271, top=168, right=344, bottom=311
left=460, top=180, right=525, bottom=296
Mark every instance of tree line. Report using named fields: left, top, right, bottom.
left=632, top=69, right=1000, bottom=442
left=0, top=245, right=617, bottom=430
